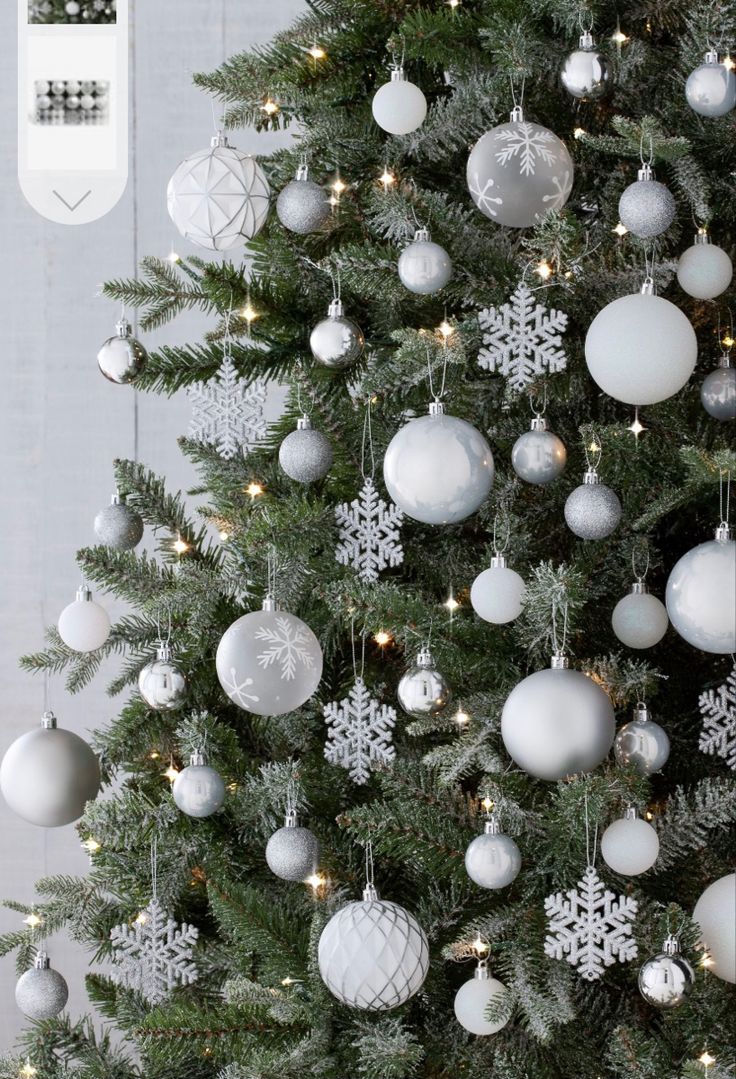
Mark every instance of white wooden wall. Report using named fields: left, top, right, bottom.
left=0, top=0, right=303, bottom=1051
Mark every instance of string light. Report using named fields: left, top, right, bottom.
left=373, top=629, right=392, bottom=647
left=281, top=975, right=296, bottom=986
left=481, top=795, right=494, bottom=813
left=331, top=176, right=347, bottom=201
left=379, top=166, right=396, bottom=188
left=535, top=260, right=553, bottom=281
left=628, top=408, right=645, bottom=440
left=699, top=1050, right=716, bottom=1069
left=164, top=763, right=180, bottom=783
left=613, top=222, right=628, bottom=236
left=306, top=872, right=326, bottom=892
left=245, top=482, right=265, bottom=499
left=134, top=911, right=148, bottom=926
left=700, top=951, right=714, bottom=968
left=226, top=781, right=238, bottom=793
left=438, top=318, right=454, bottom=339
left=447, top=0, right=461, bottom=7
left=82, top=837, right=101, bottom=854
left=260, top=98, right=279, bottom=117
left=574, top=127, right=586, bottom=139
left=173, top=535, right=189, bottom=555
left=724, top=54, right=735, bottom=70
left=452, top=703, right=470, bottom=728
left=472, top=935, right=489, bottom=955
left=722, top=333, right=735, bottom=349
left=241, top=300, right=258, bottom=324
left=611, top=26, right=629, bottom=45
left=307, top=44, right=326, bottom=60
left=588, top=439, right=601, bottom=453
left=149, top=750, right=160, bottom=760
left=219, top=529, right=230, bottom=542
left=444, top=589, right=460, bottom=614
left=19, top=1061, right=37, bottom=1078
left=166, top=248, right=180, bottom=263
left=23, top=912, right=43, bottom=930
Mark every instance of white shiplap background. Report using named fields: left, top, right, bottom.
left=0, top=0, right=302, bottom=1051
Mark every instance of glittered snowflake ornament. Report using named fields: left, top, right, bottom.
left=110, top=897, right=199, bottom=1005
left=324, top=677, right=396, bottom=784
left=478, top=282, right=569, bottom=392
left=335, top=478, right=404, bottom=584
left=699, top=666, right=736, bottom=770
left=188, top=353, right=267, bottom=459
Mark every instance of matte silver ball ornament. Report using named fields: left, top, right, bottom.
left=278, top=415, right=333, bottom=483
left=397, top=227, right=452, bottom=295
left=138, top=642, right=187, bottom=711
left=614, top=702, right=670, bottom=776
left=398, top=647, right=451, bottom=717
left=276, top=162, right=331, bottom=234
left=638, top=936, right=695, bottom=1008
left=94, top=491, right=144, bottom=550
left=265, top=809, right=320, bottom=881
left=677, top=232, right=733, bottom=299
left=564, top=468, right=622, bottom=540
left=561, top=31, right=612, bottom=100
left=685, top=49, right=736, bottom=117
left=511, top=416, right=566, bottom=485
left=701, top=356, right=736, bottom=421
left=618, top=165, right=676, bottom=239
left=172, top=751, right=225, bottom=818
left=97, top=318, right=147, bottom=384
left=611, top=582, right=669, bottom=649
left=666, top=525, right=736, bottom=654
left=309, top=298, right=365, bottom=369
left=465, top=816, right=521, bottom=889
left=15, top=953, right=69, bottom=1019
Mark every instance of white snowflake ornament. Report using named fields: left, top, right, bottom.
left=109, top=897, right=199, bottom=1005
left=324, top=677, right=396, bottom=784
left=699, top=666, right=736, bottom=770
left=478, top=283, right=569, bottom=392
left=544, top=865, right=638, bottom=981
left=188, top=354, right=267, bottom=459
left=335, top=478, right=404, bottom=584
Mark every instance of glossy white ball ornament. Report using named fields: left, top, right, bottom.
left=138, top=642, right=187, bottom=711
left=614, top=702, right=670, bottom=777
left=172, top=751, right=225, bottom=818
left=15, top=953, right=69, bottom=1019
left=585, top=283, right=697, bottom=406
left=398, top=227, right=452, bottom=295
left=465, top=817, right=521, bottom=889
left=600, top=807, right=659, bottom=876
left=470, top=555, right=525, bottom=624
left=501, top=655, right=615, bottom=781
left=454, top=962, right=510, bottom=1035
left=276, top=162, right=331, bottom=234
left=618, top=165, right=676, bottom=239
left=58, top=584, right=111, bottom=652
left=0, top=711, right=100, bottom=827
left=612, top=582, right=669, bottom=649
left=701, top=357, right=736, bottom=421
left=309, top=298, right=365, bottom=369
left=693, top=873, right=736, bottom=984
left=560, top=31, right=612, bottom=100
left=371, top=67, right=427, bottom=135
left=677, top=233, right=733, bottom=299
left=278, top=415, right=333, bottom=483
left=97, top=318, right=147, bottom=385
left=383, top=401, right=494, bottom=525
left=397, top=647, right=451, bottom=717
left=511, top=416, right=566, bottom=485
left=564, top=469, right=622, bottom=540
left=638, top=936, right=695, bottom=1008
left=265, top=809, right=320, bottom=881
left=93, top=491, right=144, bottom=550
left=666, top=526, right=736, bottom=654
left=685, top=49, right=736, bottom=117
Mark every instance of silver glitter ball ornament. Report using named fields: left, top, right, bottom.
left=97, top=318, right=147, bottom=384
left=561, top=31, right=612, bottom=100
left=511, top=415, right=566, bottom=485
left=465, top=817, right=521, bottom=889
left=614, top=702, right=670, bottom=776
left=638, top=936, right=695, bottom=1008
left=265, top=809, right=320, bottom=881
left=276, top=163, right=331, bottom=234
left=138, top=642, right=187, bottom=711
left=666, top=525, right=736, bottom=654
left=618, top=165, right=676, bottom=239
left=278, top=415, right=333, bottom=483
left=611, top=581, right=669, bottom=649
left=15, top=953, right=69, bottom=1019
left=565, top=468, right=622, bottom=540
left=93, top=491, right=144, bottom=550
left=701, top=356, right=736, bottom=421
left=310, top=298, right=365, bottom=369
left=397, top=647, right=452, bottom=718
left=172, top=751, right=225, bottom=818
left=397, top=227, right=452, bottom=295
left=685, top=49, right=736, bottom=117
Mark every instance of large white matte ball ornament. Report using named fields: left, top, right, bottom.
left=397, top=648, right=451, bottom=718
left=454, top=963, right=510, bottom=1035
left=560, top=31, right=612, bottom=100
left=265, top=810, right=320, bottom=881
left=398, top=228, right=452, bottom=295
left=511, top=416, right=566, bottom=485
left=167, top=131, right=270, bottom=251
left=665, top=526, right=736, bottom=654
left=309, top=298, right=365, bottom=369
left=600, top=808, right=659, bottom=876
left=0, top=711, right=100, bottom=827
left=701, top=358, right=736, bottom=421
left=278, top=415, right=333, bottom=483
left=501, top=656, right=615, bottom=781
left=94, top=492, right=144, bottom=550
left=15, top=953, right=69, bottom=1019
left=467, top=106, right=574, bottom=229
left=97, top=318, right=147, bottom=385
left=564, top=469, right=621, bottom=540
left=693, top=873, right=736, bottom=984
left=371, top=67, right=427, bottom=135
left=618, top=165, right=676, bottom=239
left=465, top=817, right=521, bottom=889
left=383, top=401, right=494, bottom=525
left=638, top=936, right=695, bottom=1008
left=685, top=49, right=736, bottom=117
left=276, top=163, right=331, bottom=234
left=677, top=233, right=733, bottom=299
left=318, top=883, right=429, bottom=1010
left=614, top=702, right=670, bottom=777
left=58, top=584, right=111, bottom=652
left=172, top=751, right=225, bottom=818
left=138, top=642, right=187, bottom=711
left=611, top=583, right=669, bottom=649
left=585, top=284, right=697, bottom=406
left=216, top=597, right=323, bottom=716
left=470, top=555, right=525, bottom=624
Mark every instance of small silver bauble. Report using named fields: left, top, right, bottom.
left=276, top=162, right=331, bottom=234
left=398, top=647, right=451, bottom=718
left=265, top=808, right=320, bottom=881
left=15, top=953, right=69, bottom=1019
left=618, top=164, right=676, bottom=239
left=65, top=1, right=81, bottom=12
left=614, top=702, right=670, bottom=776
left=465, top=816, right=521, bottom=889
left=93, top=491, right=144, bottom=550
left=561, top=31, right=612, bottom=100
left=172, top=751, right=225, bottom=818
left=677, top=232, right=733, bottom=300
left=511, top=415, right=566, bottom=485
left=701, top=355, right=736, bottom=421
left=97, top=318, right=147, bottom=384
left=611, top=581, right=669, bottom=649
left=454, top=960, right=510, bottom=1035
left=564, top=468, right=622, bottom=540
left=309, top=298, right=365, bottom=369
left=638, top=935, right=695, bottom=1008
left=371, top=65, right=427, bottom=135
left=685, top=49, right=736, bottom=118
left=666, top=524, right=736, bottom=654
left=278, top=415, right=333, bottom=483
left=397, top=227, right=452, bottom=295
left=138, top=642, right=187, bottom=711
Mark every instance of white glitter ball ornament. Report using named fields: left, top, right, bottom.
left=560, top=30, right=612, bottom=100
left=371, top=65, right=427, bottom=135
left=618, top=164, right=675, bottom=239
left=310, top=298, right=365, bottom=369
left=172, top=751, right=225, bottom=818
left=611, top=581, right=669, bottom=649
left=470, top=554, right=526, bottom=625
left=677, top=232, right=733, bottom=299
left=693, top=873, right=736, bottom=984
left=665, top=524, right=736, bottom=654
left=564, top=468, right=622, bottom=540
left=15, top=953, right=69, bottom=1019
left=465, top=816, right=521, bottom=889
left=614, top=702, right=670, bottom=777
left=454, top=960, right=510, bottom=1035
left=512, top=415, right=567, bottom=485
left=138, top=642, right=187, bottom=711
left=94, top=491, right=144, bottom=550
left=685, top=49, right=736, bottom=118
left=397, top=227, right=452, bottom=295
left=265, top=808, right=320, bottom=881
left=167, top=131, right=270, bottom=251
left=318, top=880, right=429, bottom=1010
left=279, top=416, right=333, bottom=483
left=467, top=105, right=574, bottom=229
left=397, top=647, right=452, bottom=718
left=216, top=596, right=323, bottom=716
left=701, top=356, right=736, bottom=421
left=600, top=807, right=659, bottom=876
left=97, top=318, right=147, bottom=384
left=58, top=584, right=111, bottom=652
left=276, top=162, right=331, bottom=234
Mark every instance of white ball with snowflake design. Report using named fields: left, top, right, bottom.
left=216, top=597, right=323, bottom=716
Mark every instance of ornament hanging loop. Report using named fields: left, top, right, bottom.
left=631, top=541, right=650, bottom=584
left=583, top=430, right=602, bottom=473
left=719, top=469, right=731, bottom=529
left=360, top=396, right=377, bottom=481
left=492, top=513, right=511, bottom=557
left=529, top=387, right=547, bottom=418
left=426, top=345, right=448, bottom=403
left=551, top=597, right=569, bottom=658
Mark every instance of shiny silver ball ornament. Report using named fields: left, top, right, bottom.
left=614, top=702, right=670, bottom=776
left=97, top=318, right=147, bottom=384
left=600, top=806, right=660, bottom=876
left=278, top=415, right=333, bottom=483
left=371, top=65, right=427, bottom=135
left=561, top=30, right=612, bottom=100
left=172, top=750, right=225, bottom=818
left=685, top=49, right=736, bottom=117
left=398, top=647, right=452, bottom=718
left=618, top=164, right=676, bottom=239
left=467, top=105, right=574, bottom=229
left=677, top=232, right=733, bottom=299
left=276, top=162, right=331, bottom=234
left=564, top=468, right=622, bottom=540
left=465, top=816, right=521, bottom=889
left=470, top=554, right=526, bottom=625
left=454, top=960, right=510, bottom=1035
left=501, top=654, right=615, bottom=781
left=58, top=584, right=111, bottom=652
left=638, top=935, right=695, bottom=1008
left=15, top=953, right=69, bottom=1019
left=0, top=711, right=100, bottom=827
left=383, top=400, right=494, bottom=525
left=309, top=298, right=365, bottom=369
left=397, top=227, right=452, bottom=295
left=511, top=415, right=566, bottom=485
left=138, top=641, right=187, bottom=711
left=611, top=581, right=669, bottom=649
left=265, top=808, right=320, bottom=881
left=701, top=355, right=736, bottom=421
left=94, top=491, right=143, bottom=550
left=666, top=524, right=736, bottom=654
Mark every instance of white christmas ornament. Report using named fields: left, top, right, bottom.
left=335, top=477, right=404, bottom=584
left=465, top=816, right=521, bottom=889
left=477, top=282, right=568, bottom=392
left=693, top=873, right=736, bottom=984
left=265, top=808, right=320, bottom=881
left=618, top=164, right=676, bottom=239
left=15, top=952, right=69, bottom=1019
left=110, top=897, right=199, bottom=1004
left=471, top=555, right=526, bottom=624
left=600, top=807, right=659, bottom=876
left=397, top=228, right=452, bottom=295
left=58, top=584, right=111, bottom=652
left=138, top=642, right=187, bottom=711
left=454, top=960, right=510, bottom=1035
left=677, top=232, right=733, bottom=299
left=665, top=524, right=736, bottom=654
left=698, top=665, right=736, bottom=771
left=172, top=751, right=225, bottom=818
left=167, top=131, right=270, bottom=251
left=188, top=354, right=267, bottom=460
left=324, top=677, right=396, bottom=784
left=614, top=702, right=670, bottom=776
left=310, top=298, right=365, bottom=369
left=397, top=647, right=452, bottom=718
left=611, top=581, right=669, bottom=649
left=685, top=49, right=736, bottom=118
left=511, top=415, right=567, bottom=485
left=371, top=65, right=427, bottom=135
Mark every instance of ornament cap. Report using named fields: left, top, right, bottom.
left=75, top=584, right=93, bottom=602
left=717, top=353, right=731, bottom=369
left=639, top=276, right=655, bottom=296
left=694, top=229, right=710, bottom=246
left=704, top=47, right=719, bottom=64
left=262, top=594, right=279, bottom=612
left=412, top=226, right=431, bottom=244
left=295, top=162, right=310, bottom=182
left=631, top=580, right=649, bottom=595
left=416, top=647, right=435, bottom=669
left=41, top=711, right=58, bottom=730
left=633, top=701, right=650, bottom=723
left=583, top=468, right=600, bottom=485
left=114, top=318, right=132, bottom=339
left=483, top=815, right=501, bottom=835
left=662, top=933, right=681, bottom=956
left=510, top=104, right=524, bottom=123
left=210, top=130, right=230, bottom=148
left=156, top=640, right=173, bottom=662
left=637, top=163, right=654, bottom=183
left=475, top=958, right=491, bottom=981
left=530, top=415, right=549, bottom=432
left=110, top=490, right=123, bottom=505
left=624, top=805, right=639, bottom=821
left=490, top=553, right=508, bottom=569
left=428, top=400, right=446, bottom=416
left=363, top=882, right=379, bottom=901
left=284, top=807, right=298, bottom=829
left=715, top=523, right=732, bottom=543
left=33, top=951, right=50, bottom=971
left=579, top=29, right=595, bottom=48
left=389, top=64, right=407, bottom=83
left=190, top=750, right=206, bottom=767
left=550, top=653, right=570, bottom=670
left=327, top=297, right=345, bottom=319
left=296, top=414, right=313, bottom=431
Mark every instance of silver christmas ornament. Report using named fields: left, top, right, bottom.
left=110, top=896, right=199, bottom=1004
left=276, top=162, right=331, bottom=234
left=138, top=642, right=187, bottom=711
left=397, top=647, right=452, bottom=718
left=58, top=584, right=111, bottom=651
left=397, top=227, right=452, bottom=295
left=618, top=164, right=676, bottom=239
left=638, top=935, right=695, bottom=1008
left=685, top=49, right=736, bottom=118
left=564, top=468, right=622, bottom=540
left=371, top=65, right=427, bottom=135
left=666, top=524, right=736, bottom=654
left=265, top=808, right=320, bottom=881
left=454, top=960, right=510, bottom=1035
left=0, top=711, right=100, bottom=828
left=465, top=816, right=522, bottom=889
left=97, top=318, right=147, bottom=384
left=701, top=355, right=736, bottom=421
left=309, top=298, right=365, bottom=369
left=561, top=30, right=612, bottom=100
left=94, top=491, right=144, bottom=550
left=677, top=232, right=733, bottom=299
left=172, top=751, right=225, bottom=818
left=15, top=952, right=69, bottom=1019
left=699, top=665, right=736, bottom=771
left=477, top=282, right=569, bottom=391
left=512, top=416, right=567, bottom=485
left=614, top=702, right=670, bottom=776
left=470, top=554, right=526, bottom=625
left=279, top=415, right=333, bottom=483
left=611, top=581, right=669, bottom=649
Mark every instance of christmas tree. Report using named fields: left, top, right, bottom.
left=3, top=1, right=736, bottom=1077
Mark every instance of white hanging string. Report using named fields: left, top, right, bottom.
left=583, top=788, right=598, bottom=869
left=719, top=469, right=731, bottom=527
left=551, top=598, right=569, bottom=656
left=426, top=345, right=448, bottom=402
left=364, top=838, right=375, bottom=887
left=583, top=431, right=602, bottom=472
left=350, top=615, right=366, bottom=681
left=360, top=397, right=376, bottom=481
left=631, top=541, right=650, bottom=583
left=150, top=835, right=158, bottom=901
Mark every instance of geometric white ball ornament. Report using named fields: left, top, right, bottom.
left=454, top=961, right=510, bottom=1035
left=677, top=233, right=733, bottom=300
left=693, top=872, right=736, bottom=984
left=600, top=807, right=659, bottom=876
left=665, top=525, right=736, bottom=655
left=57, top=584, right=111, bottom=652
